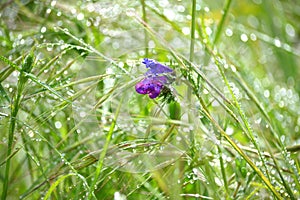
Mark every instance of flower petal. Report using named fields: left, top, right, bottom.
left=135, top=59, right=175, bottom=99
left=143, top=58, right=174, bottom=75
left=135, top=77, right=164, bottom=98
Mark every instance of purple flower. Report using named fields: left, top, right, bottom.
left=135, top=58, right=174, bottom=99
left=143, top=58, right=174, bottom=76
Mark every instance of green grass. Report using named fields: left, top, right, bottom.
left=1, top=0, right=300, bottom=199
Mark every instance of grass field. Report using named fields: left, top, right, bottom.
left=0, top=0, right=300, bottom=199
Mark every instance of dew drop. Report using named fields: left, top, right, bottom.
left=205, top=27, right=212, bottom=36
left=240, top=34, right=248, bottom=42
left=225, top=28, right=233, bottom=37
left=182, top=27, right=190, bottom=35
left=204, top=7, right=210, bottom=12
left=225, top=126, right=234, bottom=135
left=46, top=45, right=53, bottom=52
left=55, top=121, right=62, bottom=129
left=41, top=26, right=47, bottom=33
left=280, top=135, right=285, bottom=142
left=255, top=118, right=261, bottom=124
left=164, top=9, right=175, bottom=21
left=28, top=130, right=34, bottom=137
left=250, top=33, right=257, bottom=41
left=285, top=24, right=295, bottom=37
left=264, top=90, right=270, bottom=98
left=51, top=0, right=57, bottom=7
left=77, top=13, right=84, bottom=21
left=230, top=65, right=236, bottom=72
left=274, top=38, right=281, bottom=47
left=79, top=111, right=86, bottom=118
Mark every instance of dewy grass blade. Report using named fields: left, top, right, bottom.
left=2, top=53, right=34, bottom=200
left=200, top=105, right=283, bottom=200
left=140, top=0, right=149, bottom=57
left=213, top=0, right=232, bottom=45
left=87, top=95, right=124, bottom=199
left=187, top=0, right=197, bottom=145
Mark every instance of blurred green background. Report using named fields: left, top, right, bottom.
left=0, top=0, right=300, bottom=199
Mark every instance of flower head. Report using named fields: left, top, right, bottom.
left=135, top=58, right=175, bottom=99
left=142, top=58, right=174, bottom=76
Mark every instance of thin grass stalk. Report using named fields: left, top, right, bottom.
left=199, top=102, right=283, bottom=199
left=19, top=121, right=92, bottom=199
left=2, top=54, right=34, bottom=200
left=87, top=96, right=124, bottom=199
left=235, top=73, right=300, bottom=189
left=214, top=59, right=272, bottom=181
left=217, top=145, right=229, bottom=197
left=189, top=0, right=196, bottom=63
left=140, top=0, right=149, bottom=57
left=188, top=0, right=197, bottom=144
left=213, top=0, right=232, bottom=45
left=267, top=144, right=296, bottom=200
left=57, top=27, right=133, bottom=78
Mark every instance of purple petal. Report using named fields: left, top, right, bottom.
left=135, top=81, right=148, bottom=94
left=148, top=86, right=162, bottom=98
left=135, top=77, right=164, bottom=98
left=143, top=58, right=174, bottom=75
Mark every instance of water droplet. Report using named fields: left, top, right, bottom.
left=250, top=33, right=257, bottom=41
left=240, top=34, right=248, bottom=42
left=164, top=9, right=175, bottom=21
left=205, top=27, right=212, bottom=36
left=46, top=45, right=53, bottom=52
left=225, top=126, right=234, bottom=135
left=214, top=177, right=222, bottom=186
left=264, top=90, right=270, bottom=98
left=230, top=65, right=236, bottom=72
left=51, top=0, right=57, bottom=7
left=79, top=111, right=86, bottom=118
left=55, top=121, right=62, bottom=129
left=204, top=7, right=210, bottom=12
left=278, top=101, right=284, bottom=108
left=182, top=27, right=190, bottom=35
left=41, top=26, right=47, bottom=33
left=255, top=118, right=261, bottom=124
left=285, top=24, right=295, bottom=37
left=176, top=5, right=185, bottom=12
left=46, top=8, right=51, bottom=14
left=247, top=15, right=259, bottom=28
left=77, top=13, right=84, bottom=21
left=274, top=38, right=281, bottom=47
left=112, top=42, right=119, bottom=49
left=28, top=130, right=34, bottom=137
left=280, top=135, right=285, bottom=142
left=225, top=28, right=233, bottom=37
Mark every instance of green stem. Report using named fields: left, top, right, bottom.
left=189, top=0, right=196, bottom=63
left=199, top=102, right=282, bottom=199
left=218, top=144, right=229, bottom=197
left=87, top=96, right=124, bottom=199
left=2, top=54, right=34, bottom=200
left=213, top=0, right=232, bottom=45
left=141, top=0, right=149, bottom=57
left=188, top=0, right=197, bottom=144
